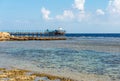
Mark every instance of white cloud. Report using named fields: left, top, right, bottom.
left=73, top=0, right=85, bottom=11
left=73, top=0, right=89, bottom=22
left=41, top=7, right=51, bottom=20
left=78, top=12, right=85, bottom=21
left=56, top=10, right=74, bottom=20
left=96, top=9, right=105, bottom=15
left=41, top=0, right=88, bottom=22
left=77, top=12, right=90, bottom=22
left=108, top=0, right=120, bottom=15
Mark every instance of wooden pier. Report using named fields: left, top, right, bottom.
left=8, top=32, right=66, bottom=41
left=9, top=32, right=65, bottom=37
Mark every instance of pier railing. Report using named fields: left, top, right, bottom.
left=1, top=29, right=66, bottom=37
left=8, top=32, right=65, bottom=37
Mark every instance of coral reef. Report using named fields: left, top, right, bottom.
left=0, top=68, right=74, bottom=81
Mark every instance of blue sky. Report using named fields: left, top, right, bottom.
left=0, top=0, right=120, bottom=33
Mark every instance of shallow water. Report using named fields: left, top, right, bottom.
left=0, top=37, right=120, bottom=80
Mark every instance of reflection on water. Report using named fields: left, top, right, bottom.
left=0, top=37, right=120, bottom=80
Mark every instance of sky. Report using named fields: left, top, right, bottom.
left=0, top=0, right=120, bottom=33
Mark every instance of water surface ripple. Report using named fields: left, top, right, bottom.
left=0, top=37, right=120, bottom=80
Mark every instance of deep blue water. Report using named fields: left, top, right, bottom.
left=66, top=33, right=120, bottom=37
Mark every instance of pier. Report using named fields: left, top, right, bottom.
left=7, top=31, right=66, bottom=41
left=0, top=28, right=66, bottom=41
left=9, top=32, right=64, bottom=37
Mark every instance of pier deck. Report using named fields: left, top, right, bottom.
left=8, top=32, right=66, bottom=41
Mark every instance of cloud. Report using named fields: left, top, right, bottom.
left=41, top=0, right=88, bottom=22
left=73, top=0, right=85, bottom=11
left=73, top=0, right=89, bottom=22
left=77, top=12, right=90, bottom=22
left=41, top=7, right=51, bottom=20
left=56, top=0, right=87, bottom=21
left=56, top=10, right=74, bottom=20
left=96, top=9, right=105, bottom=15
left=108, top=0, right=120, bottom=15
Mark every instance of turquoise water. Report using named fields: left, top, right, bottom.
left=0, top=37, right=120, bottom=80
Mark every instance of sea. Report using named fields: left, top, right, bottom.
left=0, top=33, right=120, bottom=81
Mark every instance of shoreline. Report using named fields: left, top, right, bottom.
left=0, top=67, right=74, bottom=81
left=0, top=67, right=112, bottom=81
